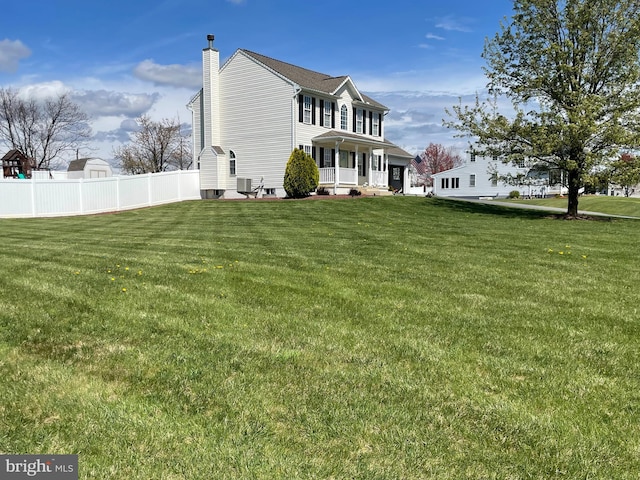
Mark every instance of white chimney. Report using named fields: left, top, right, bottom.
left=202, top=34, right=220, bottom=148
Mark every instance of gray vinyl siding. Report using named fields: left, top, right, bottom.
left=219, top=52, right=296, bottom=191
left=189, top=91, right=203, bottom=169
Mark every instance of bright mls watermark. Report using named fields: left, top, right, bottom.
left=0, top=455, right=77, bottom=479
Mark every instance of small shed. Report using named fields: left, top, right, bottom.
left=67, top=158, right=113, bottom=179
left=1, top=149, right=34, bottom=179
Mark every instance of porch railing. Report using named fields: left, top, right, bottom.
left=319, top=167, right=386, bottom=187
left=319, top=167, right=358, bottom=185
left=372, top=170, right=387, bottom=187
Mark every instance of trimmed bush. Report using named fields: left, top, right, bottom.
left=284, top=148, right=319, bottom=198
left=508, top=190, right=521, bottom=199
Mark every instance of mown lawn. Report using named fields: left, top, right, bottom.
left=1, top=196, right=639, bottom=479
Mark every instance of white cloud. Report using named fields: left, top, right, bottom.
left=133, top=59, right=201, bottom=89
left=72, top=89, right=160, bottom=117
left=18, top=81, right=70, bottom=99
left=434, top=15, right=473, bottom=33
left=425, top=33, right=445, bottom=41
left=0, top=39, right=31, bottom=72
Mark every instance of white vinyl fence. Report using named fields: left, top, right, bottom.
left=0, top=170, right=201, bottom=218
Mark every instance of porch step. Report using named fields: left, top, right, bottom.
left=317, top=184, right=393, bottom=196
left=359, top=186, right=393, bottom=196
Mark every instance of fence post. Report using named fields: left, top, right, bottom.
left=31, top=178, right=36, bottom=217
left=148, top=173, right=153, bottom=206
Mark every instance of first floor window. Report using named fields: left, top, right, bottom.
left=441, top=178, right=449, bottom=189
left=339, top=150, right=349, bottom=168
left=452, top=177, right=459, bottom=189
left=491, top=174, right=498, bottom=187
left=229, top=150, right=236, bottom=176
left=470, top=174, right=476, bottom=187
left=323, top=148, right=333, bottom=168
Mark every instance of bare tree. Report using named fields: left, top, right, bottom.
left=114, top=115, right=192, bottom=174
left=0, top=87, right=91, bottom=170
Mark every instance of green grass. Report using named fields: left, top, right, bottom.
left=1, top=196, right=640, bottom=479
left=505, top=194, right=640, bottom=217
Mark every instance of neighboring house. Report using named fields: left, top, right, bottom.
left=188, top=35, right=412, bottom=198
left=432, top=150, right=549, bottom=198
left=1, top=149, right=34, bottom=179
left=67, top=158, right=113, bottom=179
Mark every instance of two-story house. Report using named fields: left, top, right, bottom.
left=188, top=35, right=412, bottom=198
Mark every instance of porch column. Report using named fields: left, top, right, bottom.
left=334, top=141, right=341, bottom=194
left=368, top=147, right=373, bottom=186
left=384, top=152, right=389, bottom=187
left=403, top=164, right=410, bottom=193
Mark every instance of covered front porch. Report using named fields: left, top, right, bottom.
left=312, top=132, right=395, bottom=193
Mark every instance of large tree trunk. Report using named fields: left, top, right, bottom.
left=566, top=168, right=580, bottom=217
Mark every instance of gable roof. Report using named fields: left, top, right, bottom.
left=1, top=149, right=29, bottom=162
left=385, top=143, right=414, bottom=159
left=240, top=50, right=388, bottom=110
left=67, top=158, right=110, bottom=171
left=68, top=158, right=89, bottom=171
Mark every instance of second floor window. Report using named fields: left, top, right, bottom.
left=356, top=109, right=363, bottom=134
left=324, top=101, right=332, bottom=127
left=340, top=105, right=348, bottom=130
left=372, top=114, right=380, bottom=136
left=304, top=95, right=312, bottom=124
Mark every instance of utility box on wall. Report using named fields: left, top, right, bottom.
left=237, top=178, right=251, bottom=193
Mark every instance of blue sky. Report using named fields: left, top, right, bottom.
left=0, top=0, right=514, bottom=164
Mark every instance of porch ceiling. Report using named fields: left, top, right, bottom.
left=312, top=130, right=394, bottom=150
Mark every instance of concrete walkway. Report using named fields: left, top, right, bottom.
left=448, top=197, right=640, bottom=220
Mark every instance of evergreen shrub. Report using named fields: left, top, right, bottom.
left=284, top=149, right=319, bottom=198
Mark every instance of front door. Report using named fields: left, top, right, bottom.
left=389, top=165, right=404, bottom=192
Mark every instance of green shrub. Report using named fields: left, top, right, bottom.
left=284, top=149, right=319, bottom=198
left=508, top=190, right=521, bottom=199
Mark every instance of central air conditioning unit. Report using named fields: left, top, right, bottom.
left=237, top=178, right=252, bottom=193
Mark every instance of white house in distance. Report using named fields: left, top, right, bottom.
left=432, top=150, right=555, bottom=198
left=188, top=35, right=412, bottom=198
